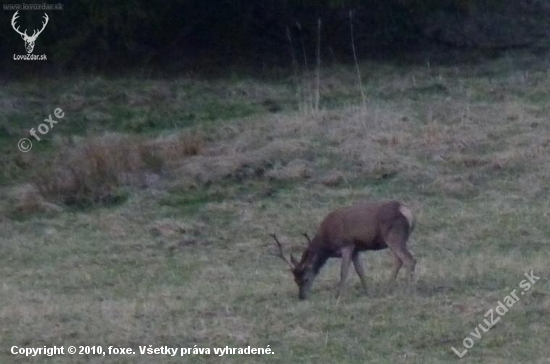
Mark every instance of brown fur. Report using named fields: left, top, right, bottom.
left=273, top=200, right=416, bottom=300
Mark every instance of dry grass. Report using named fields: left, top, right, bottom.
left=1, top=53, right=550, bottom=363
left=32, top=132, right=202, bottom=207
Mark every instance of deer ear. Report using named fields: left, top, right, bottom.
left=290, top=254, right=299, bottom=267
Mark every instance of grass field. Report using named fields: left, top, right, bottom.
left=1, top=51, right=550, bottom=363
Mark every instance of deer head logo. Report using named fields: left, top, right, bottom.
left=11, top=11, right=49, bottom=54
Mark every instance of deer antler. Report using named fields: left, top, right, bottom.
left=270, top=234, right=294, bottom=269
left=11, top=11, right=27, bottom=37
left=301, top=232, right=312, bottom=244
left=11, top=11, right=48, bottom=39
left=33, top=13, right=49, bottom=38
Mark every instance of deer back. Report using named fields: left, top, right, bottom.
left=316, top=200, right=409, bottom=250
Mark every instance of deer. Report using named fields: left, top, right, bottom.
left=11, top=11, right=49, bottom=54
left=271, top=200, right=416, bottom=300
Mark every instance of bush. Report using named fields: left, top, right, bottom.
left=34, top=132, right=202, bottom=208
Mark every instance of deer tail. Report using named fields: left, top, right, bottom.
left=398, top=204, right=414, bottom=232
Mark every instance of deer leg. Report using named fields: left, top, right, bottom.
left=352, top=251, right=368, bottom=294
left=384, top=227, right=416, bottom=288
left=336, top=246, right=353, bottom=299
left=387, top=250, right=403, bottom=293
left=392, top=247, right=416, bottom=286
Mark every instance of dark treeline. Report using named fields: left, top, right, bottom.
left=1, top=0, right=549, bottom=76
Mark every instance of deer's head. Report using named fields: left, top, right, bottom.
left=271, top=233, right=316, bottom=300
left=11, top=11, right=49, bottom=54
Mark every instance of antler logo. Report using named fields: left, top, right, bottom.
left=11, top=10, right=49, bottom=54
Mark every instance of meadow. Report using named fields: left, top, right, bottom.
left=1, top=51, right=549, bottom=363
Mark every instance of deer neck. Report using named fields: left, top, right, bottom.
left=302, top=247, right=329, bottom=276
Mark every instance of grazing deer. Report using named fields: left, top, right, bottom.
left=271, top=200, right=416, bottom=300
